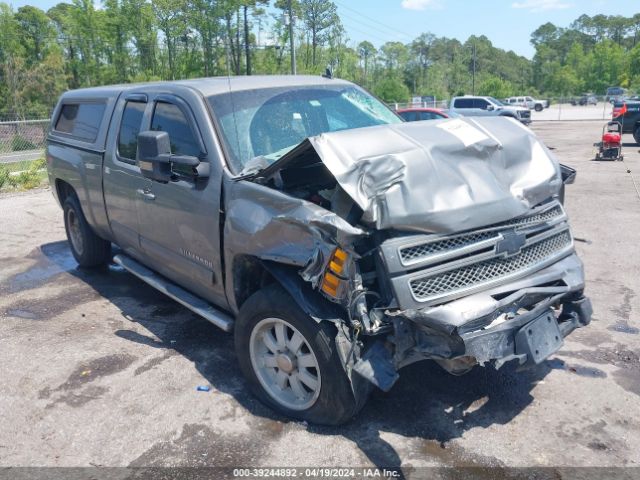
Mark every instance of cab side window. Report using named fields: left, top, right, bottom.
left=419, top=111, right=439, bottom=120
left=151, top=102, right=200, bottom=157
left=399, top=111, right=417, bottom=121
left=474, top=98, right=489, bottom=109
left=117, top=101, right=146, bottom=163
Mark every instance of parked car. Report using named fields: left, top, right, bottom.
left=570, top=94, right=597, bottom=106
left=505, top=96, right=549, bottom=112
left=46, top=76, right=590, bottom=425
left=612, top=99, right=640, bottom=144
left=606, top=86, right=626, bottom=103
left=396, top=107, right=450, bottom=121
left=449, top=95, right=531, bottom=124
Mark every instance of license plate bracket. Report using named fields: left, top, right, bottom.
left=515, top=311, right=563, bottom=364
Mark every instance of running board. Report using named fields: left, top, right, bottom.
left=113, top=254, right=234, bottom=332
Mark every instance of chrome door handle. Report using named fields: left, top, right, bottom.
left=136, top=188, right=155, bottom=201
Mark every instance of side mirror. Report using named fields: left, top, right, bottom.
left=486, top=104, right=494, bottom=111
left=560, top=163, right=576, bottom=185
left=138, top=130, right=172, bottom=182
left=137, top=131, right=206, bottom=182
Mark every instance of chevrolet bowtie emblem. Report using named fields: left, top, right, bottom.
left=495, top=230, right=527, bottom=257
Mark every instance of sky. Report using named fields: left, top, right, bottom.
left=7, top=0, right=640, bottom=59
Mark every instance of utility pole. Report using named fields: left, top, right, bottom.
left=472, top=41, right=476, bottom=95
left=287, top=0, right=297, bottom=75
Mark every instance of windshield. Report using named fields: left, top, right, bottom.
left=208, top=85, right=401, bottom=174
left=488, top=97, right=505, bottom=106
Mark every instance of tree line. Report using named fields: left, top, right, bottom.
left=531, top=14, right=640, bottom=96
left=0, top=1, right=639, bottom=119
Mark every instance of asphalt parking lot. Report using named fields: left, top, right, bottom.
left=1, top=120, right=639, bottom=477
left=532, top=102, right=613, bottom=121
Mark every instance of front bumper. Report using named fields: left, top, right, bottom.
left=390, top=253, right=591, bottom=370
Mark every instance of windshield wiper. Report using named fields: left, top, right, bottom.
left=234, top=168, right=266, bottom=182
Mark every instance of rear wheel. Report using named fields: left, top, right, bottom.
left=63, top=195, right=111, bottom=267
left=534, top=104, right=543, bottom=112
left=235, top=284, right=364, bottom=425
left=633, top=126, right=640, bottom=145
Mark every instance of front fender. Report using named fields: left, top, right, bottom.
left=261, top=261, right=345, bottom=324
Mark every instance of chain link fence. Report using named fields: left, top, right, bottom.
left=389, top=95, right=621, bottom=122
left=0, top=118, right=50, bottom=191
left=531, top=96, right=615, bottom=121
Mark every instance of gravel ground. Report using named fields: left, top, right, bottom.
left=0, top=121, right=639, bottom=478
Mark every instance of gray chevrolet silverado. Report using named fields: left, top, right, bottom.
left=46, top=75, right=591, bottom=425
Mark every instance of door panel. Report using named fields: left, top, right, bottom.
left=136, top=91, right=227, bottom=307
left=473, top=98, right=491, bottom=116
left=103, top=95, right=150, bottom=254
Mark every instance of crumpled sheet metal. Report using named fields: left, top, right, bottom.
left=308, top=117, right=562, bottom=233
left=223, top=180, right=364, bottom=300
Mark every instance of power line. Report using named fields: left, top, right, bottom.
left=340, top=20, right=398, bottom=45
left=334, top=0, right=413, bottom=41
left=338, top=11, right=408, bottom=44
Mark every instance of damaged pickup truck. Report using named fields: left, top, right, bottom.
left=46, top=76, right=591, bottom=425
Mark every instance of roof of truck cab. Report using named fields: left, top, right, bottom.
left=60, top=75, right=353, bottom=100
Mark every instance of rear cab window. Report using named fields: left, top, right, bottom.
left=54, top=103, right=106, bottom=142
left=453, top=98, right=473, bottom=109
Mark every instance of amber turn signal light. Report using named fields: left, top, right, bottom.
left=321, top=248, right=349, bottom=298
left=329, top=248, right=348, bottom=275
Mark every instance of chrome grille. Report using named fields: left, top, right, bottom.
left=409, top=230, right=572, bottom=301
left=398, top=203, right=564, bottom=266
left=400, top=231, right=499, bottom=264
left=498, top=204, right=563, bottom=229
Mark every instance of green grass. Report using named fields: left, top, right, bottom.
left=1, top=159, right=40, bottom=173
left=0, top=158, right=48, bottom=191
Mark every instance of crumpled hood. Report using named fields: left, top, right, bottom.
left=302, top=116, right=562, bottom=233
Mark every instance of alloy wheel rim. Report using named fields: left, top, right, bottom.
left=249, top=317, right=321, bottom=411
left=67, top=209, right=84, bottom=256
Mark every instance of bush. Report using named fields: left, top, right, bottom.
left=373, top=77, right=410, bottom=103
left=0, top=167, right=9, bottom=190
left=16, top=158, right=46, bottom=189
left=11, top=135, right=37, bottom=152
left=0, top=158, right=46, bottom=191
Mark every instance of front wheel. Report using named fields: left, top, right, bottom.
left=633, top=127, right=640, bottom=145
left=234, top=284, right=364, bottom=425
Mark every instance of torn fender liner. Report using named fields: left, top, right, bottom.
left=261, top=261, right=344, bottom=323
left=353, top=341, right=399, bottom=392
left=266, top=117, right=562, bottom=234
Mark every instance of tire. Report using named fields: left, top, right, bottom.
left=633, top=127, right=640, bottom=145
left=63, top=195, right=111, bottom=268
left=234, top=284, right=364, bottom=425
left=534, top=104, right=543, bottom=112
